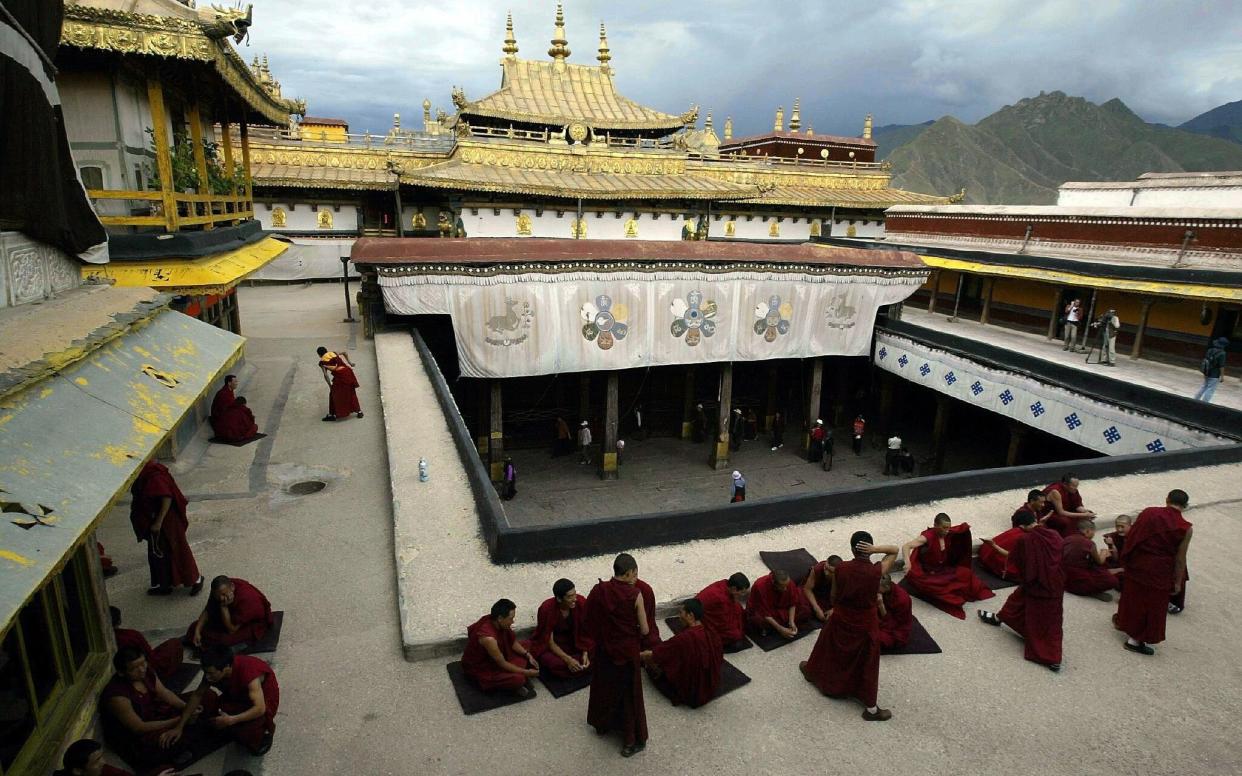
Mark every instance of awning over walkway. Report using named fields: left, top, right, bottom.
left=81, top=236, right=289, bottom=295
left=0, top=309, right=243, bottom=631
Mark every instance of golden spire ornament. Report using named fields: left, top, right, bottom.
left=724, top=116, right=733, bottom=140
left=597, top=22, right=612, bottom=72
left=790, top=97, right=802, bottom=133
left=774, top=106, right=784, bottom=132
left=863, top=113, right=873, bottom=139
left=548, top=3, right=570, bottom=61
left=503, top=12, right=519, bottom=57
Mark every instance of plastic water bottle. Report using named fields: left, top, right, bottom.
left=418, top=458, right=428, bottom=482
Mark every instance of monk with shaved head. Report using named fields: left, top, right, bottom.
left=1062, top=519, right=1121, bottom=599
left=585, top=553, right=650, bottom=757
left=746, top=568, right=812, bottom=640
left=695, top=573, right=750, bottom=649
left=903, top=513, right=993, bottom=618
left=1116, top=490, right=1193, bottom=656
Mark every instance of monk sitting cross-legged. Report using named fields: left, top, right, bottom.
left=877, top=574, right=913, bottom=650
left=1062, top=519, right=1121, bottom=599
left=531, top=578, right=594, bottom=678
left=641, top=598, right=723, bottom=708
left=186, top=576, right=274, bottom=651
left=980, top=490, right=1047, bottom=579
left=112, top=606, right=184, bottom=683
left=209, top=375, right=259, bottom=442
left=804, top=555, right=843, bottom=622
left=1116, top=489, right=1193, bottom=656
left=746, top=569, right=812, bottom=639
left=1102, top=514, right=1131, bottom=571
left=461, top=599, right=539, bottom=696
left=695, top=573, right=750, bottom=649
left=800, top=532, right=900, bottom=721
left=903, top=513, right=993, bottom=619
left=179, top=647, right=280, bottom=756
left=978, top=510, right=1066, bottom=671
left=1042, top=472, right=1095, bottom=538
left=585, top=553, right=650, bottom=758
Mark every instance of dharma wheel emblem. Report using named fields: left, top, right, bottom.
left=568, top=121, right=590, bottom=143
left=753, top=295, right=793, bottom=341
left=581, top=294, right=629, bottom=350
left=670, top=290, right=717, bottom=347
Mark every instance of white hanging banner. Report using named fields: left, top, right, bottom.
left=381, top=269, right=922, bottom=378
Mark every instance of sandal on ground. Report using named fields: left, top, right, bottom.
left=620, top=742, right=646, bottom=758
left=977, top=610, right=1001, bottom=626
left=862, top=708, right=893, bottom=722
left=1123, top=641, right=1155, bottom=656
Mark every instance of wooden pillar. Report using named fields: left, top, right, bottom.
left=489, top=381, right=504, bottom=483
left=681, top=367, right=696, bottom=439
left=600, top=372, right=619, bottom=480
left=186, top=99, right=211, bottom=229
left=979, top=277, right=995, bottom=325
left=948, top=273, right=965, bottom=322
left=1131, top=297, right=1156, bottom=360
left=1080, top=289, right=1098, bottom=351
left=764, top=363, right=778, bottom=431
left=708, top=363, right=733, bottom=470
left=474, top=381, right=489, bottom=458
left=927, top=270, right=940, bottom=313
left=578, top=374, right=591, bottom=424
left=145, top=78, right=178, bottom=232
left=220, top=109, right=237, bottom=223
left=803, top=357, right=823, bottom=454
left=878, top=372, right=894, bottom=430
left=1046, top=286, right=1061, bottom=340
left=1005, top=423, right=1028, bottom=467
left=240, top=118, right=253, bottom=216
left=930, top=394, right=951, bottom=474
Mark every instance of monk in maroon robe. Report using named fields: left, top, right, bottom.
left=129, top=461, right=203, bottom=596
left=1117, top=490, right=1193, bottom=655
left=1042, top=473, right=1094, bottom=537
left=635, top=577, right=661, bottom=649
left=186, top=576, right=274, bottom=649
left=642, top=598, right=723, bottom=708
left=1102, top=514, right=1131, bottom=571
left=801, top=531, right=899, bottom=721
left=585, top=553, right=650, bottom=757
left=209, top=375, right=259, bottom=441
left=461, top=599, right=539, bottom=694
left=804, top=555, right=842, bottom=622
left=111, top=606, right=183, bottom=682
left=1063, top=519, right=1121, bottom=597
left=317, top=347, right=363, bottom=421
left=746, top=569, right=812, bottom=638
left=903, top=514, right=992, bottom=618
left=54, top=738, right=143, bottom=776
left=696, top=573, right=750, bottom=647
left=98, top=541, right=118, bottom=577
left=190, top=647, right=280, bottom=755
left=979, top=510, right=1065, bottom=670
left=531, top=578, right=594, bottom=678
left=980, top=490, right=1047, bottom=578
left=877, top=574, right=913, bottom=650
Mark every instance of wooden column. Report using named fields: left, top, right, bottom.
left=1046, top=286, right=1061, bottom=340
left=600, top=372, right=619, bottom=480
left=1080, top=289, right=1098, bottom=351
left=764, top=363, right=778, bottom=431
left=927, top=270, right=940, bottom=313
left=681, top=367, right=696, bottom=439
left=489, top=381, right=504, bottom=483
left=708, top=363, right=733, bottom=470
left=803, top=357, right=823, bottom=454
left=186, top=99, right=211, bottom=228
left=240, top=118, right=253, bottom=215
left=1131, top=297, right=1156, bottom=360
left=578, top=374, right=591, bottom=425
left=878, top=372, right=894, bottom=430
left=1005, top=423, right=1028, bottom=467
left=979, top=277, right=995, bottom=325
left=930, top=394, right=951, bottom=474
left=474, top=381, right=489, bottom=458
left=948, top=273, right=965, bottom=322
left=220, top=109, right=237, bottom=222
left=145, top=78, right=178, bottom=232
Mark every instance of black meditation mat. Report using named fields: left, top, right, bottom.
left=242, top=611, right=284, bottom=655
left=538, top=665, right=593, bottom=698
left=208, top=433, right=267, bottom=447
left=760, top=548, right=819, bottom=585
left=664, top=616, right=753, bottom=653
left=163, top=661, right=202, bottom=694
left=972, top=558, right=1018, bottom=590
left=446, top=661, right=536, bottom=715
left=749, top=619, right=821, bottom=652
left=880, top=616, right=942, bottom=656
left=652, top=660, right=751, bottom=707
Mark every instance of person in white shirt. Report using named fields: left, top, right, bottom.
left=578, top=421, right=593, bottom=464
left=884, top=434, right=903, bottom=475
left=1063, top=299, right=1082, bottom=351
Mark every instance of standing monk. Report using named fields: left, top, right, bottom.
left=585, top=553, right=650, bottom=758
left=186, top=576, right=274, bottom=650
left=1042, top=473, right=1094, bottom=537
left=979, top=490, right=1047, bottom=578
left=111, top=606, right=184, bottom=682
left=876, top=574, right=913, bottom=650
left=978, top=510, right=1065, bottom=671
left=1116, top=490, right=1193, bottom=655
left=641, top=599, right=723, bottom=708
left=746, top=569, right=811, bottom=639
left=695, top=573, right=750, bottom=649
left=903, top=513, right=992, bottom=618
left=804, top=555, right=842, bottom=622
left=461, top=599, right=539, bottom=696
left=316, top=346, right=363, bottom=422
left=800, top=532, right=900, bottom=721
left=129, top=461, right=203, bottom=597
left=1062, top=520, right=1121, bottom=598
left=531, top=579, right=594, bottom=678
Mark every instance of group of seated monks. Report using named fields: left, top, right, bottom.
left=99, top=576, right=279, bottom=773
left=209, top=374, right=261, bottom=443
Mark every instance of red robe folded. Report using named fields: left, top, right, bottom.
left=805, top=560, right=834, bottom=613
left=461, top=614, right=529, bottom=691
left=746, top=572, right=811, bottom=634
left=997, top=527, right=1064, bottom=666
left=696, top=580, right=745, bottom=643
left=531, top=596, right=595, bottom=678
left=321, top=354, right=361, bottom=417
left=978, top=526, right=1023, bottom=579
left=217, top=655, right=279, bottom=751
left=114, top=627, right=184, bottom=681
left=1062, top=533, right=1119, bottom=595
left=186, top=578, right=274, bottom=648
left=585, top=578, right=647, bottom=746
left=905, top=524, right=993, bottom=619
left=878, top=584, right=913, bottom=649
left=649, top=623, right=723, bottom=708
left=803, top=558, right=882, bottom=705
left=636, top=578, right=661, bottom=649
left=129, top=461, right=200, bottom=588
left=1117, top=506, right=1191, bottom=644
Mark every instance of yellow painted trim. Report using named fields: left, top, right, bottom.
left=81, top=236, right=288, bottom=295
left=919, top=255, right=1242, bottom=302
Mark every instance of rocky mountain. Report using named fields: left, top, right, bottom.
left=1180, top=99, right=1242, bottom=144
left=872, top=121, right=933, bottom=159
left=887, top=92, right=1242, bottom=204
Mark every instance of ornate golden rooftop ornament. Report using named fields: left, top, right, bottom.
left=806, top=123, right=814, bottom=136
left=503, top=12, right=518, bottom=58
left=597, top=22, right=612, bottom=73
left=724, top=117, right=733, bottom=140
left=452, top=86, right=469, bottom=111
left=949, top=187, right=967, bottom=203
left=704, top=111, right=713, bottom=132
left=205, top=3, right=251, bottom=43
left=774, top=106, right=784, bottom=132
left=423, top=99, right=432, bottom=122
left=790, top=97, right=802, bottom=133
left=863, top=113, right=873, bottom=139
left=680, top=105, right=699, bottom=127
left=548, top=3, right=570, bottom=61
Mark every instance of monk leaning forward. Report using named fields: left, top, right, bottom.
left=978, top=510, right=1066, bottom=671
left=641, top=598, right=723, bottom=708
left=129, top=461, right=203, bottom=597
left=186, top=576, right=274, bottom=651
left=317, top=347, right=363, bottom=421
left=1116, top=490, right=1193, bottom=656
left=696, top=573, right=750, bottom=649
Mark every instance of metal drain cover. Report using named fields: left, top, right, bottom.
left=287, top=480, right=327, bottom=496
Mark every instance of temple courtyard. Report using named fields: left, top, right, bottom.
left=96, top=283, right=1242, bottom=776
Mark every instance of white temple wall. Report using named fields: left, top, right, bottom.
left=256, top=202, right=360, bottom=232
left=1058, top=186, right=1242, bottom=208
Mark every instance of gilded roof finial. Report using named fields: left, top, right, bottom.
left=723, top=116, right=733, bottom=141
left=597, top=22, right=612, bottom=71
left=548, top=3, right=570, bottom=61
left=704, top=111, right=713, bottom=132
left=806, top=123, right=814, bottom=136
left=774, top=106, right=784, bottom=133
left=790, top=97, right=802, bottom=133
left=423, top=99, right=432, bottom=122
left=503, top=12, right=519, bottom=57
left=863, top=113, right=873, bottom=139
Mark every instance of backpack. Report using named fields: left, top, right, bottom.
left=1202, top=350, right=1224, bottom=375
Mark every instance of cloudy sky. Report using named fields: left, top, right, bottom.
left=243, top=0, right=1242, bottom=137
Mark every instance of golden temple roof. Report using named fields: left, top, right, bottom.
left=737, top=184, right=955, bottom=208
left=251, top=163, right=395, bottom=190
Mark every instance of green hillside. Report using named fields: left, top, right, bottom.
left=1180, top=99, right=1242, bottom=144
left=872, top=121, right=933, bottom=159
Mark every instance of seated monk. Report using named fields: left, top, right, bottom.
left=903, top=513, right=993, bottom=619
left=112, top=606, right=183, bottom=682
left=186, top=576, right=274, bottom=650
left=1042, top=473, right=1095, bottom=537
left=804, top=555, right=843, bottom=622
left=641, top=598, right=723, bottom=708
left=1063, top=519, right=1121, bottom=598
left=635, top=576, right=662, bottom=649
left=100, top=647, right=218, bottom=772
left=696, top=573, right=750, bottom=648
left=53, top=738, right=155, bottom=776
left=191, top=647, right=280, bottom=755
left=980, top=490, right=1047, bottom=579
left=461, top=599, right=539, bottom=697
left=877, top=574, right=913, bottom=650
left=745, top=569, right=811, bottom=639
left=1102, top=514, right=1131, bottom=571
left=531, top=578, right=594, bottom=678
left=210, top=375, right=259, bottom=442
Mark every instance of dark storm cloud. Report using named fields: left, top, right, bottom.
left=244, top=0, right=1242, bottom=135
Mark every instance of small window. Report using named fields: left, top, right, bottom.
left=58, top=547, right=100, bottom=671
left=18, top=589, right=63, bottom=706
left=0, top=630, right=35, bottom=769
left=79, top=166, right=104, bottom=190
